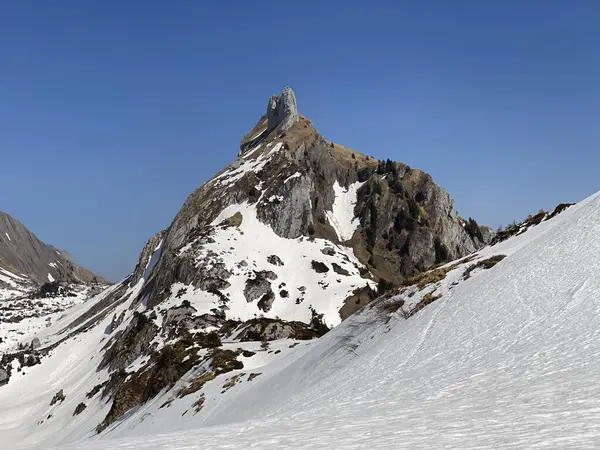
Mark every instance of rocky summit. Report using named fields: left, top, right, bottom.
left=0, top=87, right=495, bottom=445
left=132, top=86, right=490, bottom=328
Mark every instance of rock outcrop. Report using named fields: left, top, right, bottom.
left=266, top=86, right=299, bottom=133
left=238, top=87, right=300, bottom=156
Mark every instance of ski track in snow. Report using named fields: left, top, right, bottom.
left=2, top=193, right=600, bottom=449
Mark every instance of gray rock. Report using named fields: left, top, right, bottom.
left=311, top=261, right=330, bottom=273
left=267, top=87, right=299, bottom=133
left=99, top=312, right=158, bottom=373
left=259, top=270, right=278, bottom=281
left=267, top=255, right=284, bottom=266
left=73, top=402, right=87, bottom=416
left=164, top=304, right=198, bottom=326
left=233, top=317, right=324, bottom=341
left=479, top=226, right=495, bottom=245
left=107, top=312, right=125, bottom=335
left=50, top=389, right=66, bottom=405
left=331, top=263, right=350, bottom=276
left=243, top=276, right=273, bottom=303
left=257, top=292, right=275, bottom=312
left=321, top=247, right=336, bottom=256
left=130, top=230, right=167, bottom=285
left=30, top=337, right=41, bottom=349
left=0, top=368, right=8, bottom=385
left=219, top=212, right=243, bottom=228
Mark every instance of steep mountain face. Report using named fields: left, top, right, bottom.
left=0, top=211, right=107, bottom=286
left=0, top=87, right=494, bottom=446
left=134, top=87, right=488, bottom=325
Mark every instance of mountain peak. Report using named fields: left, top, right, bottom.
left=266, top=86, right=299, bottom=133
left=239, top=87, right=300, bottom=156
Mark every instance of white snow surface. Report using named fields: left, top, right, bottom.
left=3, top=192, right=600, bottom=449
left=325, top=180, right=363, bottom=241
left=0, top=285, right=93, bottom=353
left=5, top=232, right=11, bottom=241
left=168, top=201, right=372, bottom=326
left=47, top=273, right=55, bottom=282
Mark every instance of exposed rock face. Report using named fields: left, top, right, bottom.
left=267, top=255, right=284, bottom=266
left=267, top=87, right=299, bottom=134
left=99, top=312, right=158, bottom=373
left=244, top=275, right=273, bottom=303
left=73, top=402, right=87, bottom=416
left=311, top=261, right=330, bottom=273
left=0, top=349, right=42, bottom=387
left=233, top=317, right=325, bottom=341
left=130, top=229, right=167, bottom=286
left=351, top=164, right=482, bottom=280
left=30, top=338, right=41, bottom=350
left=0, top=211, right=108, bottom=285
left=50, top=389, right=66, bottom=405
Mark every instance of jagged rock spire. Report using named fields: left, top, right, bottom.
left=266, top=86, right=299, bottom=133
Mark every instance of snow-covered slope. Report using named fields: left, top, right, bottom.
left=164, top=201, right=371, bottom=326
left=2, top=188, right=598, bottom=448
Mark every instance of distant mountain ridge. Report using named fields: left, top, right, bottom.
left=0, top=210, right=108, bottom=286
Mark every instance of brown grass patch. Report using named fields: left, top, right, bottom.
left=378, top=298, right=406, bottom=315
left=329, top=142, right=378, bottom=170
left=402, top=254, right=478, bottom=290
left=177, top=371, right=216, bottom=398
left=248, top=373, right=261, bottom=381
left=211, top=348, right=243, bottom=375
left=222, top=374, right=242, bottom=391
left=193, top=394, right=206, bottom=413
left=463, top=255, right=506, bottom=280
left=409, top=292, right=443, bottom=317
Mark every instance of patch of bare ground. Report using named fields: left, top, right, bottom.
left=463, top=255, right=506, bottom=280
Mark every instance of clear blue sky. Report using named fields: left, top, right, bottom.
left=1, top=1, right=599, bottom=282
